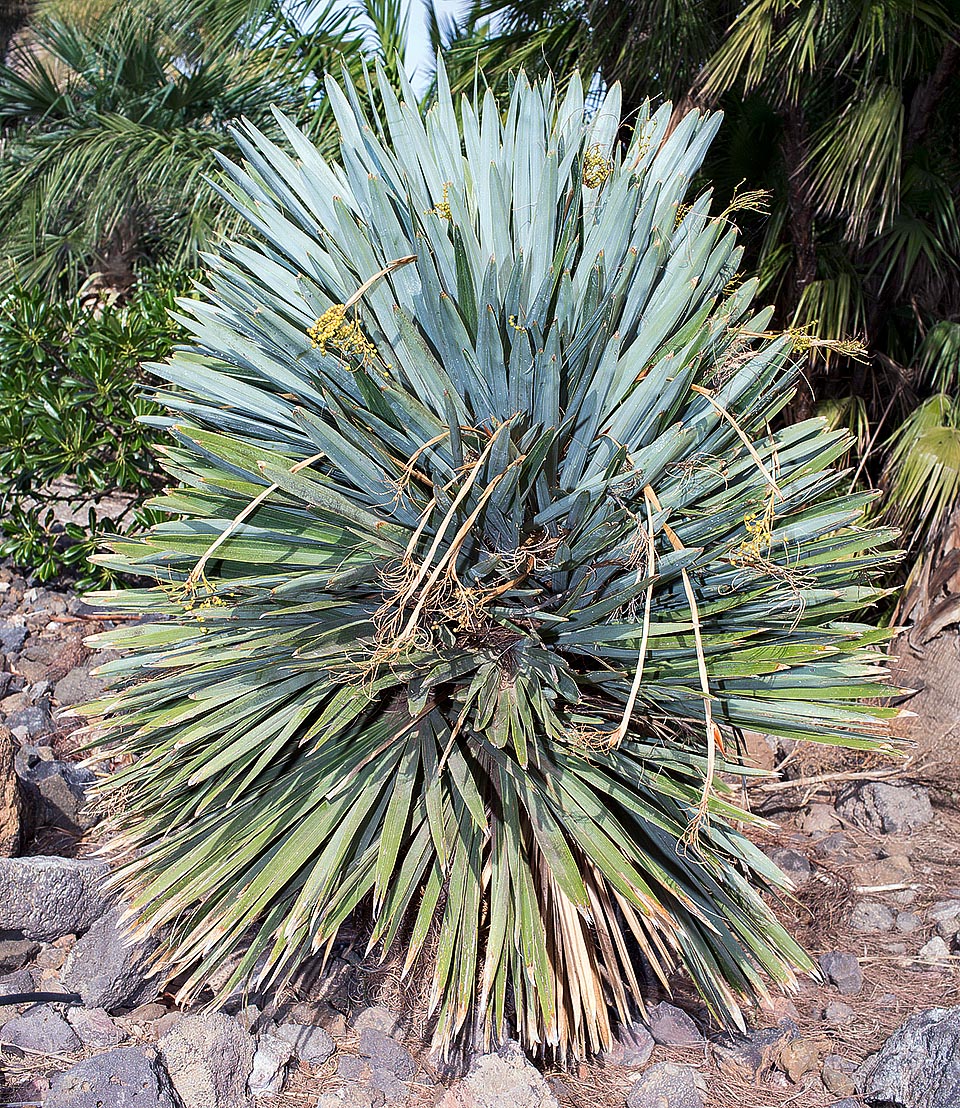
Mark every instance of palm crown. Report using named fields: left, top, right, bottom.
left=88, top=63, right=897, bottom=1059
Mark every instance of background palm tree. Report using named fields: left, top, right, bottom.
left=0, top=0, right=410, bottom=293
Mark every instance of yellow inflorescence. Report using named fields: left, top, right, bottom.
left=308, top=304, right=376, bottom=364
left=583, top=145, right=613, bottom=188
left=428, top=182, right=453, bottom=220
left=735, top=486, right=777, bottom=563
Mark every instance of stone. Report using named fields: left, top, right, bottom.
left=248, top=1030, right=293, bottom=1097
left=646, top=1001, right=703, bottom=1045
left=368, top=1069, right=409, bottom=1102
left=0, top=967, right=34, bottom=998
left=779, top=1038, right=825, bottom=1083
left=916, top=936, right=951, bottom=964
left=46, top=1047, right=181, bottom=1108
left=337, top=1055, right=365, bottom=1080
left=713, top=1020, right=797, bottom=1077
left=853, top=854, right=913, bottom=888
left=837, top=782, right=934, bottom=834
left=0, top=937, right=40, bottom=973
left=815, top=831, right=853, bottom=857
left=159, top=1012, right=254, bottom=1108
left=857, top=1006, right=960, bottom=1108
left=60, top=906, right=159, bottom=1010
left=0, top=622, right=27, bottom=656
left=15, top=750, right=96, bottom=832
left=14, top=634, right=81, bottom=685
left=450, top=1041, right=559, bottom=1108
left=0, top=727, right=24, bottom=856
left=822, top=1001, right=855, bottom=1026
left=799, top=804, right=841, bottom=834
left=600, top=1021, right=655, bottom=1067
left=351, top=1004, right=400, bottom=1035
left=821, top=1054, right=856, bottom=1097
left=0, top=1004, right=82, bottom=1053
left=276, top=1021, right=335, bottom=1066
left=896, top=911, right=923, bottom=934
left=767, top=847, right=812, bottom=884
left=850, top=901, right=896, bottom=932
left=66, top=1006, right=123, bottom=1049
left=930, top=900, right=960, bottom=939
left=0, top=856, right=110, bottom=940
left=819, top=952, right=863, bottom=996
left=358, top=1028, right=415, bottom=1079
left=54, top=664, right=107, bottom=710
left=6, top=703, right=54, bottom=741
left=626, top=1062, right=707, bottom=1108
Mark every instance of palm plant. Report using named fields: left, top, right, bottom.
left=0, top=0, right=408, bottom=292
left=86, top=65, right=897, bottom=1059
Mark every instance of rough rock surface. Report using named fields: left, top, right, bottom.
left=15, top=747, right=96, bottom=832
left=857, top=1006, right=960, bottom=1108
left=158, top=1012, right=254, bottom=1108
left=0, top=855, right=110, bottom=940
left=626, top=1062, right=707, bottom=1108
left=600, top=1021, right=655, bottom=1067
left=46, top=1047, right=183, bottom=1108
left=646, top=1001, right=703, bottom=1045
left=0, top=1004, right=82, bottom=1053
left=713, top=1020, right=798, bottom=1077
left=358, top=1027, right=416, bottom=1079
left=837, top=782, right=934, bottom=834
left=0, top=726, right=24, bottom=855
left=276, top=1021, right=335, bottom=1066
left=61, top=906, right=160, bottom=1009
left=445, top=1041, right=559, bottom=1108
left=66, top=1006, right=123, bottom=1049
left=248, top=1031, right=293, bottom=1097
left=819, top=951, right=864, bottom=996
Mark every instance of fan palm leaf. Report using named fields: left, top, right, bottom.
left=85, top=65, right=898, bottom=1060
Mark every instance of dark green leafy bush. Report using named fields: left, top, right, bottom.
left=0, top=272, right=188, bottom=584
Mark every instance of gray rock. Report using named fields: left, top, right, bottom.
left=351, top=1004, right=400, bottom=1035
left=916, top=936, right=952, bottom=964
left=822, top=1001, right=855, bottom=1026
left=0, top=937, right=40, bottom=973
left=896, top=912, right=923, bottom=934
left=358, top=1027, right=415, bottom=1078
left=0, top=1004, right=82, bottom=1053
left=646, top=1001, right=703, bottom=1045
left=159, top=1012, right=254, bottom=1108
left=276, top=1021, right=334, bottom=1066
left=837, top=782, right=934, bottom=834
left=713, top=1020, right=798, bottom=1076
left=368, top=1069, right=409, bottom=1102
left=626, top=1062, right=707, bottom=1108
left=6, top=703, right=54, bottom=740
left=0, top=856, right=110, bottom=940
left=248, top=1031, right=293, bottom=1097
left=767, top=847, right=812, bottom=884
left=600, top=1021, right=655, bottom=1067
left=60, top=906, right=159, bottom=1010
left=54, top=664, right=107, bottom=710
left=851, top=901, right=896, bottom=933
left=15, top=749, right=96, bottom=832
left=0, top=967, right=34, bottom=997
left=819, top=951, right=863, bottom=996
left=930, top=900, right=960, bottom=939
left=46, top=1046, right=182, bottom=1108
left=453, top=1040, right=559, bottom=1108
left=337, top=1055, right=365, bottom=1080
left=66, top=1006, right=123, bottom=1049
left=857, top=1006, right=960, bottom=1107
left=0, top=622, right=27, bottom=657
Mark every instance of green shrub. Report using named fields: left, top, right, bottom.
left=89, top=67, right=897, bottom=1059
left=0, top=272, right=189, bottom=584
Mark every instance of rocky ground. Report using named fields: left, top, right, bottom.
left=0, top=563, right=959, bottom=1108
